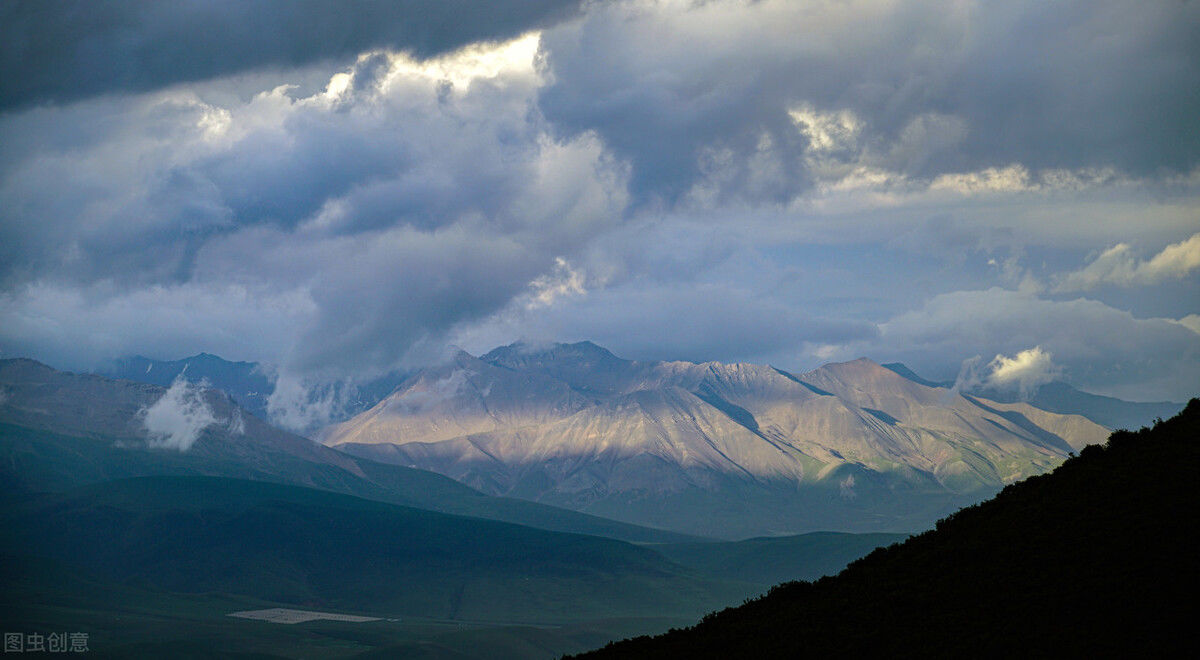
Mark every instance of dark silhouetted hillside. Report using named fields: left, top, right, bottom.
left=577, top=399, right=1200, bottom=658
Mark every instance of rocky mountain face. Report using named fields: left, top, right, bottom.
left=323, top=342, right=1110, bottom=538
left=101, top=353, right=275, bottom=419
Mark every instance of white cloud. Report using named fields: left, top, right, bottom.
left=380, top=31, right=541, bottom=91
left=985, top=346, right=1061, bottom=397
left=526, top=257, right=588, bottom=309
left=951, top=346, right=1067, bottom=399
left=788, top=104, right=861, bottom=154
left=930, top=165, right=1035, bottom=195
left=1055, top=233, right=1200, bottom=292
left=266, top=373, right=353, bottom=433
left=140, top=377, right=217, bottom=451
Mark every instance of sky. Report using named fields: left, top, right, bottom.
left=1, top=0, right=1198, bottom=417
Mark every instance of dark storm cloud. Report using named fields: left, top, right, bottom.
left=0, top=33, right=629, bottom=387
left=0, top=0, right=582, bottom=110
left=537, top=0, right=1200, bottom=204
left=0, top=46, right=564, bottom=288
left=942, top=2, right=1200, bottom=175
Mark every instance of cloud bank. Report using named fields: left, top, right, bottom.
left=1056, top=233, right=1200, bottom=292
left=538, top=0, right=1200, bottom=204
left=1, top=0, right=1197, bottom=404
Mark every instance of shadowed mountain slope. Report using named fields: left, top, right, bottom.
left=1, top=476, right=750, bottom=626
left=575, top=400, right=1200, bottom=658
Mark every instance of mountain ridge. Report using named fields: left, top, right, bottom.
left=0, top=358, right=696, bottom=544
left=99, top=353, right=408, bottom=425
left=324, top=342, right=1110, bottom=538
left=93, top=348, right=1176, bottom=433
left=880, top=361, right=1184, bottom=429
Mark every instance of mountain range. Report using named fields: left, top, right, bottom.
left=1, top=357, right=910, bottom=657
left=3, top=350, right=1192, bottom=656
left=322, top=341, right=1111, bottom=538
left=104, top=349, right=1181, bottom=434
left=0, top=357, right=690, bottom=544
